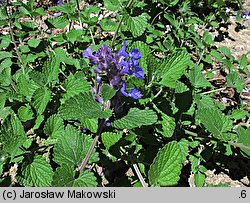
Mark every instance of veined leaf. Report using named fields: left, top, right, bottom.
left=61, top=74, right=91, bottom=104
left=32, top=87, right=51, bottom=115
left=159, top=50, right=191, bottom=88
left=100, top=84, right=117, bottom=102
left=0, top=92, right=6, bottom=109
left=28, top=38, right=41, bottom=48
left=0, top=58, right=12, bottom=87
left=101, top=132, right=123, bottom=150
left=113, top=108, right=158, bottom=129
left=197, top=108, right=233, bottom=141
left=20, top=155, right=53, bottom=187
left=0, top=51, right=12, bottom=61
left=17, top=105, right=34, bottom=122
left=148, top=141, right=183, bottom=186
left=156, top=113, right=176, bottom=138
left=44, top=115, right=64, bottom=138
left=0, top=115, right=26, bottom=160
left=79, top=118, right=98, bottom=133
left=43, top=55, right=60, bottom=84
left=17, top=74, right=40, bottom=101
left=124, top=13, right=148, bottom=37
left=53, top=125, right=99, bottom=167
left=52, top=165, right=97, bottom=187
left=187, top=64, right=211, bottom=88
left=47, top=16, right=69, bottom=28
left=226, top=72, right=245, bottom=92
left=99, top=18, right=117, bottom=31
left=236, top=126, right=250, bottom=157
left=59, top=92, right=111, bottom=120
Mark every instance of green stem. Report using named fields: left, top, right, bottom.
left=78, top=119, right=105, bottom=173
left=111, top=0, right=134, bottom=48
left=201, top=87, right=226, bottom=95
left=5, top=5, right=25, bottom=74
left=132, top=163, right=148, bottom=187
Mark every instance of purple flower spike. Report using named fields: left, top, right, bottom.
left=120, top=61, right=132, bottom=75
left=129, top=88, right=141, bottom=99
left=104, top=118, right=111, bottom=127
left=81, top=128, right=87, bottom=133
left=118, top=42, right=129, bottom=58
left=57, top=0, right=64, bottom=5
left=242, top=11, right=250, bottom=16
left=130, top=48, right=142, bottom=60
left=83, top=42, right=144, bottom=100
left=96, top=74, right=102, bottom=83
left=82, top=48, right=99, bottom=64
left=133, top=66, right=144, bottom=79
left=120, top=82, right=129, bottom=97
left=94, top=94, right=104, bottom=104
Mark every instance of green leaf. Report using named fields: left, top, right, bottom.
left=239, top=54, right=247, bottom=69
left=17, top=105, right=34, bottom=122
left=0, top=107, right=13, bottom=124
left=178, top=139, right=189, bottom=163
left=124, top=13, right=148, bottom=37
left=175, top=81, right=189, bottom=93
left=44, top=115, right=64, bottom=138
left=32, top=87, right=51, bottom=115
left=236, top=126, right=250, bottom=157
left=79, top=118, right=98, bottom=133
left=99, top=18, right=117, bottom=31
left=231, top=109, right=248, bottom=120
left=66, top=29, right=84, bottom=44
left=20, top=155, right=53, bottom=187
left=61, top=74, right=91, bottom=104
left=203, top=30, right=213, bottom=45
left=148, top=141, right=183, bottom=186
left=188, top=64, right=211, bottom=88
left=0, top=51, right=12, bottom=61
left=156, top=113, right=176, bottom=138
left=104, top=0, right=120, bottom=11
left=0, top=35, right=11, bottom=49
left=100, top=84, right=117, bottom=102
left=0, top=58, right=12, bottom=86
left=59, top=92, right=111, bottom=120
left=52, top=165, right=97, bottom=187
left=0, top=92, right=6, bottom=109
left=195, top=94, right=217, bottom=110
left=47, top=16, right=69, bottom=28
left=159, top=50, right=191, bottom=88
left=28, top=38, right=41, bottom=48
left=226, top=72, right=245, bottom=92
left=194, top=172, right=205, bottom=187
left=197, top=108, right=233, bottom=141
left=28, top=70, right=47, bottom=86
left=43, top=55, right=60, bottom=84
left=101, top=132, right=123, bottom=150
left=17, top=74, right=39, bottom=101
left=0, top=115, right=26, bottom=160
left=113, top=108, right=158, bottom=129
left=210, top=49, right=223, bottom=61
left=53, top=125, right=99, bottom=167
left=33, top=115, right=44, bottom=130
left=189, top=154, right=199, bottom=173
left=160, top=0, right=179, bottom=6
left=0, top=151, right=6, bottom=175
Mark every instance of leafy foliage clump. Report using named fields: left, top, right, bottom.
left=0, top=0, right=249, bottom=187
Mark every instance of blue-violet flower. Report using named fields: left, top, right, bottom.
left=83, top=42, right=144, bottom=100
